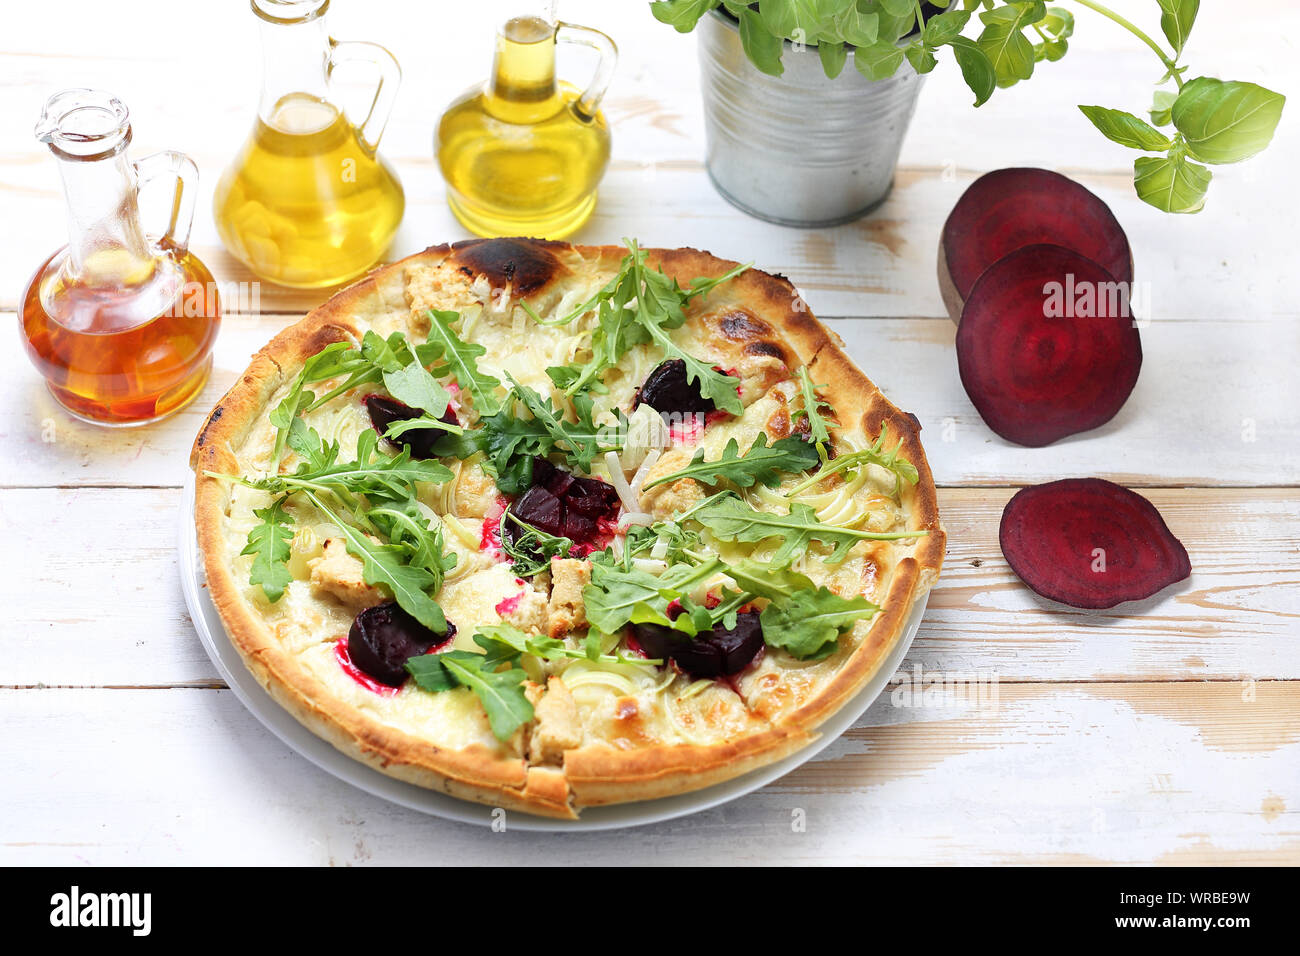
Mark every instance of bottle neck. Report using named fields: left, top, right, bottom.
left=56, top=143, right=156, bottom=286
left=486, top=15, right=561, bottom=124
left=256, top=12, right=333, bottom=128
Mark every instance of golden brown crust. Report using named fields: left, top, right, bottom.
left=192, top=238, right=944, bottom=818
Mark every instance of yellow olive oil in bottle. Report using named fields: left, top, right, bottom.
left=214, top=0, right=404, bottom=288
left=437, top=5, right=617, bottom=238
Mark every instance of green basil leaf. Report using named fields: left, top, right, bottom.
left=1133, top=153, right=1212, bottom=214
left=949, top=36, right=996, bottom=106
left=976, top=2, right=1043, bottom=88
left=906, top=41, right=938, bottom=75
left=1078, top=105, right=1174, bottom=151
left=854, top=39, right=905, bottom=80
left=1156, top=0, right=1198, bottom=55
left=738, top=7, right=785, bottom=75
left=1171, top=77, right=1286, bottom=165
left=818, top=39, right=848, bottom=78
left=1150, top=90, right=1178, bottom=127
left=922, top=8, right=971, bottom=47
left=833, top=6, right=879, bottom=46
left=649, top=0, right=718, bottom=33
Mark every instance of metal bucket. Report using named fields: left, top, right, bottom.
left=697, top=10, right=925, bottom=227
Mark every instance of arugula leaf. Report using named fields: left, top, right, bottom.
left=452, top=388, right=621, bottom=495
left=695, top=496, right=929, bottom=564
left=473, top=624, right=663, bottom=666
left=642, top=433, right=819, bottom=492
left=759, top=588, right=877, bottom=661
left=417, top=309, right=503, bottom=416
left=242, top=502, right=295, bottom=602
left=405, top=649, right=533, bottom=741
left=252, top=430, right=453, bottom=501
left=268, top=341, right=354, bottom=464
left=706, top=554, right=878, bottom=661
left=530, top=240, right=747, bottom=407
left=302, top=490, right=448, bottom=634
left=583, top=558, right=723, bottom=637
left=793, top=366, right=833, bottom=447
left=500, top=512, right=574, bottom=578
left=784, top=423, right=919, bottom=497
left=442, top=655, right=533, bottom=741
left=286, top=418, right=339, bottom=472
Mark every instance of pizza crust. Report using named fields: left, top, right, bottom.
left=191, top=238, right=945, bottom=818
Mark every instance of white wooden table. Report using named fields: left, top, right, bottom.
left=2, top=1, right=1297, bottom=865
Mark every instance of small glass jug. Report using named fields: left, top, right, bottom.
left=214, top=0, right=404, bottom=288
left=437, top=1, right=617, bottom=238
left=21, top=89, right=221, bottom=427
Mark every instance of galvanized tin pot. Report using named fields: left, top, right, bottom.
left=697, top=10, right=925, bottom=227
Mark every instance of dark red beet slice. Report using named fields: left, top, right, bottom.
left=634, top=359, right=715, bottom=418
left=348, top=602, right=455, bottom=687
left=364, top=394, right=458, bottom=459
left=939, top=167, right=1133, bottom=322
left=631, top=610, right=764, bottom=678
left=956, top=243, right=1142, bottom=447
left=510, top=485, right=565, bottom=537
left=1000, top=479, right=1191, bottom=609
left=504, top=459, right=620, bottom=551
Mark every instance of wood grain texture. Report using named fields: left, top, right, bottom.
left=3, top=487, right=1296, bottom=688
left=0, top=682, right=1293, bottom=865
left=1, top=0, right=1297, bottom=864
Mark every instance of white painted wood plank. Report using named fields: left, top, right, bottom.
left=4, top=487, right=1296, bottom=687
left=0, top=2, right=1295, bottom=318
left=1, top=683, right=1295, bottom=865
left=4, top=313, right=1296, bottom=488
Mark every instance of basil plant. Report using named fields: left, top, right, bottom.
left=650, top=0, right=1285, bottom=213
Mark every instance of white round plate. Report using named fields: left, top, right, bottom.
left=178, top=473, right=927, bottom=831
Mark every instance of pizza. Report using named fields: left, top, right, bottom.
left=191, top=237, right=944, bottom=818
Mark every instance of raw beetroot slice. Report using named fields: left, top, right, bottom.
left=1000, top=479, right=1191, bottom=609
left=956, top=243, right=1142, bottom=447
left=939, top=167, right=1133, bottom=321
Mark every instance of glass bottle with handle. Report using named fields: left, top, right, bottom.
left=437, top=1, right=617, bottom=239
left=21, top=89, right=221, bottom=427
left=214, top=0, right=404, bottom=289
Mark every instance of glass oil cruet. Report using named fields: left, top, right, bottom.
left=214, top=0, right=404, bottom=288
left=21, top=89, right=221, bottom=427
left=437, top=1, right=617, bottom=238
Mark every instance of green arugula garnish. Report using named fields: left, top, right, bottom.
left=582, top=544, right=878, bottom=661
left=584, top=558, right=731, bottom=638
left=405, top=648, right=532, bottom=741
left=245, top=430, right=453, bottom=502
left=694, top=495, right=928, bottom=564
left=694, top=553, right=878, bottom=661
left=436, top=384, right=622, bottom=495
left=418, top=309, right=503, bottom=416
left=300, top=490, right=449, bottom=635
left=531, top=239, right=746, bottom=411
left=794, top=366, right=834, bottom=448
left=242, top=502, right=295, bottom=602
left=641, top=433, right=819, bottom=492
left=473, top=624, right=662, bottom=666
left=784, top=423, right=919, bottom=497
left=500, top=512, right=574, bottom=578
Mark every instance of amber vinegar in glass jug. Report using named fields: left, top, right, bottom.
left=437, top=2, right=617, bottom=238
left=21, top=90, right=221, bottom=427
left=214, top=0, right=404, bottom=288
